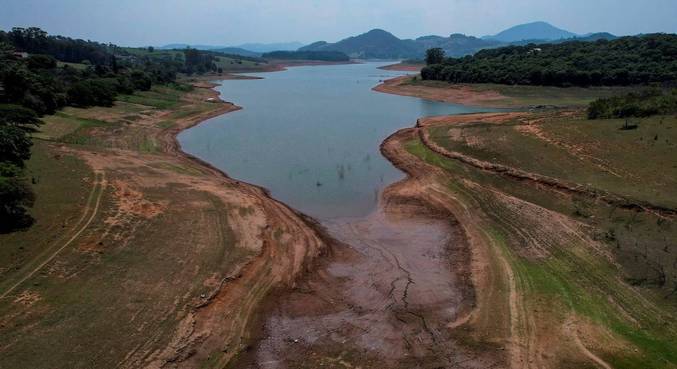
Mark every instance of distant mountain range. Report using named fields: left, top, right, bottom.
left=158, top=42, right=304, bottom=57
left=235, top=42, right=304, bottom=53
left=301, top=22, right=618, bottom=59
left=161, top=22, right=619, bottom=60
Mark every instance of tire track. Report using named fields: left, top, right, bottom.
left=0, top=171, right=106, bottom=300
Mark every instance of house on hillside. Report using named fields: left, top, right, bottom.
left=13, top=51, right=29, bottom=59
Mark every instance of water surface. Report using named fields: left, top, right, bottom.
left=179, top=62, right=487, bottom=219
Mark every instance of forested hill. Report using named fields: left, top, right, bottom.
left=0, top=27, right=226, bottom=231
left=261, top=50, right=349, bottom=61
left=300, top=29, right=423, bottom=59
left=421, top=34, right=677, bottom=87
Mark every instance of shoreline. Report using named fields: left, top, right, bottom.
left=373, top=75, right=510, bottom=107
left=378, top=62, right=424, bottom=72
left=162, top=79, right=341, bottom=366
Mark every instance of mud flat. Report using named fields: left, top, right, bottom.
left=239, top=200, right=495, bottom=368
left=379, top=62, right=425, bottom=72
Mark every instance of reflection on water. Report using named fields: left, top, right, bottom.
left=178, top=62, right=489, bottom=219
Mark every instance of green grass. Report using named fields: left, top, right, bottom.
left=427, top=114, right=677, bottom=208
left=117, top=89, right=182, bottom=109
left=0, top=142, right=93, bottom=284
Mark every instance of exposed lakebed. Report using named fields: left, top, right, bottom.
left=179, top=63, right=496, bottom=367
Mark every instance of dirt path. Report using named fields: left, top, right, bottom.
left=566, top=318, right=614, bottom=369
left=0, top=171, right=106, bottom=300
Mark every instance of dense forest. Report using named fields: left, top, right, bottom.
left=588, top=89, right=677, bottom=119
left=0, top=27, right=223, bottom=231
left=261, top=50, right=350, bottom=61
left=421, top=34, right=677, bottom=87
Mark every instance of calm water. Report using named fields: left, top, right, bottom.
left=179, top=62, right=488, bottom=219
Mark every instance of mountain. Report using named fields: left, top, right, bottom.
left=300, top=29, right=424, bottom=59
left=416, top=33, right=503, bottom=57
left=576, top=32, right=618, bottom=42
left=299, top=24, right=617, bottom=60
left=235, top=42, right=304, bottom=53
left=483, top=21, right=577, bottom=42
left=210, top=47, right=261, bottom=58
left=159, top=43, right=220, bottom=50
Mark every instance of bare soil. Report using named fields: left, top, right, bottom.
left=379, top=63, right=425, bottom=72
left=234, top=196, right=500, bottom=368
left=373, top=76, right=508, bottom=107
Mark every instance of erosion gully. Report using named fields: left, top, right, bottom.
left=178, top=62, right=495, bottom=368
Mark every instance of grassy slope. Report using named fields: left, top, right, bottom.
left=402, top=111, right=677, bottom=368
left=0, top=85, right=251, bottom=368
left=427, top=114, right=677, bottom=208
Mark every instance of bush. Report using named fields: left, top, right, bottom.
left=588, top=89, right=677, bottom=119
left=67, top=78, right=117, bottom=107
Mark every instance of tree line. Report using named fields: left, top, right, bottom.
left=0, top=27, right=222, bottom=232
left=421, top=34, right=677, bottom=87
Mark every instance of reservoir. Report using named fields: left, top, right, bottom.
left=178, top=62, right=487, bottom=219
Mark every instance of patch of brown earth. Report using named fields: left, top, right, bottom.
left=379, top=63, right=424, bottom=72
left=239, top=208, right=498, bottom=368
left=374, top=76, right=508, bottom=107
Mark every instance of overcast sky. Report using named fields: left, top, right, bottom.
left=1, top=0, right=676, bottom=46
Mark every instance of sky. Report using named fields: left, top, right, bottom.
left=1, top=0, right=676, bottom=47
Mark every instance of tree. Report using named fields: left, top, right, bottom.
left=0, top=104, right=42, bottom=132
left=0, top=163, right=35, bottom=233
left=425, top=48, right=445, bottom=65
left=0, top=126, right=32, bottom=166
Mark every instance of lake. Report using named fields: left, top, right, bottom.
left=178, top=62, right=488, bottom=219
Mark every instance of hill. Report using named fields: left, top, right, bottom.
left=483, top=21, right=577, bottom=42
left=421, top=33, right=677, bottom=87
left=300, top=29, right=424, bottom=59
left=416, top=33, right=503, bottom=57
left=261, top=50, right=349, bottom=61
left=236, top=42, right=304, bottom=53
left=210, top=47, right=261, bottom=58
left=159, top=44, right=261, bottom=58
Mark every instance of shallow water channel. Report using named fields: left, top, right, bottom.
left=179, top=62, right=486, bottom=219
left=179, top=63, right=495, bottom=367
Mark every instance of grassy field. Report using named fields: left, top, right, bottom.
left=427, top=113, right=677, bottom=208
left=397, top=108, right=677, bottom=368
